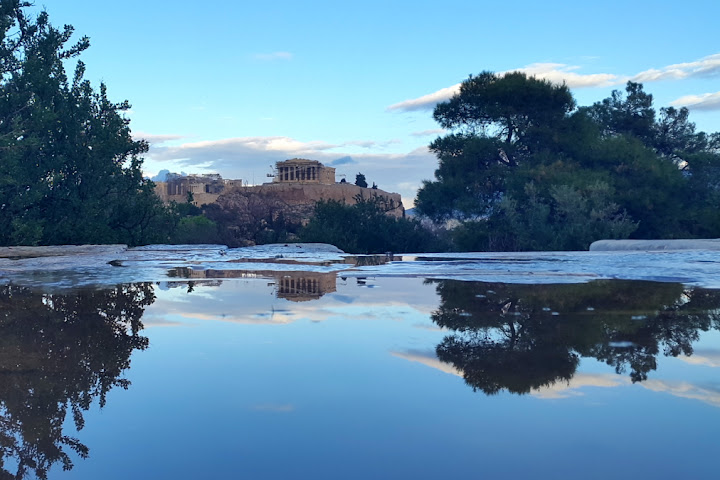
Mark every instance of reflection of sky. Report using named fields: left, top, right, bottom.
left=54, top=277, right=720, bottom=480
left=142, top=276, right=440, bottom=327
left=392, top=348, right=720, bottom=408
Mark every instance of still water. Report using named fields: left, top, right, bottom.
left=1, top=270, right=718, bottom=479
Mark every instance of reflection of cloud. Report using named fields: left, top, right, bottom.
left=392, top=350, right=720, bottom=408
left=532, top=374, right=629, bottom=399
left=391, top=350, right=463, bottom=377
left=670, top=91, right=720, bottom=111
left=139, top=315, right=186, bottom=328
left=251, top=404, right=295, bottom=412
left=387, top=53, right=720, bottom=112
left=642, top=380, right=720, bottom=408
left=679, top=350, right=720, bottom=368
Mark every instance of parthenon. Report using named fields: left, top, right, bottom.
left=273, top=158, right=335, bottom=185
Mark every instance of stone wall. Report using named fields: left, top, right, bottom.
left=155, top=180, right=244, bottom=206
left=240, top=182, right=404, bottom=219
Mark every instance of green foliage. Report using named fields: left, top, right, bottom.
left=300, top=197, right=444, bottom=254
left=169, top=215, right=221, bottom=245
left=417, top=72, right=720, bottom=250
left=173, top=200, right=202, bottom=217
left=0, top=1, right=173, bottom=246
left=354, top=173, right=368, bottom=188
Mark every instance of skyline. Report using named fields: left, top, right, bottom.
left=40, top=0, right=720, bottom=206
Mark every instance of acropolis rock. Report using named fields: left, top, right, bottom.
left=155, top=158, right=405, bottom=222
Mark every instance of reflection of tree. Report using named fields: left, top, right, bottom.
left=430, top=280, right=720, bottom=395
left=0, top=284, right=153, bottom=479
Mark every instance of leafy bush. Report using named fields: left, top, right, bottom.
left=300, top=197, right=446, bottom=253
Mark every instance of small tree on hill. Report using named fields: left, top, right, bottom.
left=355, top=173, right=368, bottom=188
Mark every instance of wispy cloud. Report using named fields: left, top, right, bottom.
left=387, top=83, right=461, bottom=112
left=510, top=63, right=621, bottom=88
left=411, top=129, right=445, bottom=137
left=632, top=53, right=720, bottom=82
left=642, top=379, right=720, bottom=408
left=252, top=51, right=293, bottom=61
left=670, top=91, right=720, bottom=111
left=133, top=133, right=185, bottom=145
left=343, top=139, right=402, bottom=149
left=678, top=350, right=720, bottom=368
left=387, top=53, right=720, bottom=113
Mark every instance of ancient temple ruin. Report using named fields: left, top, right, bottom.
left=272, top=159, right=335, bottom=185
left=155, top=173, right=244, bottom=205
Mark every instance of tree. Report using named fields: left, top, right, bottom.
left=587, top=81, right=655, bottom=142
left=0, top=1, right=172, bottom=246
left=416, top=71, right=720, bottom=250
left=354, top=173, right=368, bottom=188
left=417, top=72, right=575, bottom=223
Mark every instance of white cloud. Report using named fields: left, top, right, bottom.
left=386, top=83, right=461, bottom=112
left=632, top=53, right=720, bottom=82
left=343, top=139, right=402, bottom=149
left=670, top=91, right=720, bottom=111
left=411, top=129, right=445, bottom=137
left=133, top=133, right=185, bottom=145
left=507, top=63, right=621, bottom=88
left=252, top=51, right=293, bottom=61
left=386, top=53, right=720, bottom=113
left=385, top=65, right=620, bottom=113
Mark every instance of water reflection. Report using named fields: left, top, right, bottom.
left=429, top=280, right=720, bottom=395
left=0, top=284, right=153, bottom=479
left=167, top=268, right=338, bottom=302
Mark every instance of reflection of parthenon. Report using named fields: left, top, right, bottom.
left=276, top=272, right=336, bottom=302
left=273, top=159, right=335, bottom=185
left=165, top=268, right=337, bottom=303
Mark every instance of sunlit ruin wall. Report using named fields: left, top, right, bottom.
left=154, top=173, right=244, bottom=206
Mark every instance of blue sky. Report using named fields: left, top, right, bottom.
left=40, top=0, right=720, bottom=206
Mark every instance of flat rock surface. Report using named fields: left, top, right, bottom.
left=0, top=244, right=128, bottom=258
left=1, top=243, right=720, bottom=290
left=590, top=239, right=720, bottom=251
